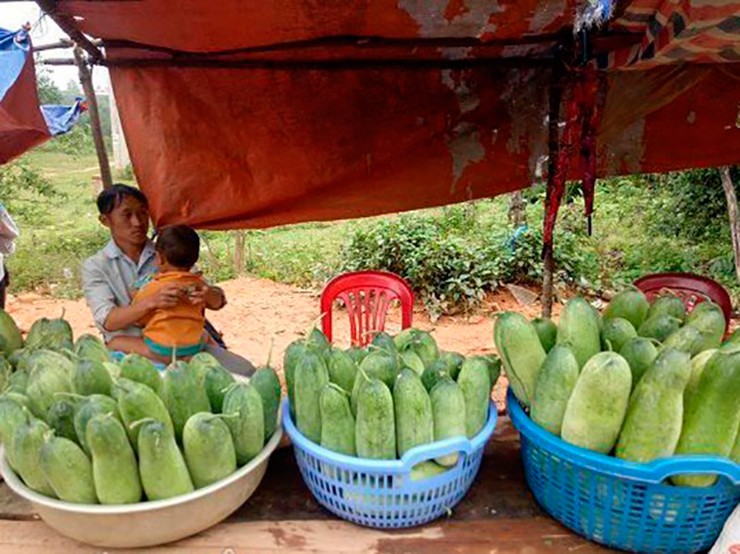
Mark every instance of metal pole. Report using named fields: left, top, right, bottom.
left=73, top=46, right=113, bottom=190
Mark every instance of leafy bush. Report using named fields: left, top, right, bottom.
left=40, top=124, right=96, bottom=157
left=7, top=227, right=110, bottom=298
left=0, top=161, right=59, bottom=221
left=647, top=167, right=739, bottom=242
left=342, top=211, right=593, bottom=319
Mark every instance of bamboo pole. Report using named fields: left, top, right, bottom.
left=73, top=46, right=113, bottom=190
left=33, top=38, right=73, bottom=52
left=34, top=0, right=104, bottom=61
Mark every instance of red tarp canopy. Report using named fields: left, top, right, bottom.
left=53, top=0, right=740, bottom=229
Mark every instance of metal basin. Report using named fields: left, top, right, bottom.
left=0, top=418, right=282, bottom=548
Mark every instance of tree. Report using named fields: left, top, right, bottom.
left=720, top=167, right=740, bottom=284
left=35, top=70, right=63, bottom=105
left=61, top=79, right=82, bottom=103
left=508, top=191, right=526, bottom=227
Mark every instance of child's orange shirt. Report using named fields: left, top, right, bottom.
left=131, top=271, right=205, bottom=350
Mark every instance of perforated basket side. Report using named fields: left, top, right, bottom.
left=508, top=389, right=740, bottom=554
left=283, top=400, right=496, bottom=529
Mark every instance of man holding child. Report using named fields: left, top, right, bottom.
left=81, top=184, right=254, bottom=375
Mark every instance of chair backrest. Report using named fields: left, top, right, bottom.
left=633, top=272, right=732, bottom=332
left=320, top=270, right=414, bottom=346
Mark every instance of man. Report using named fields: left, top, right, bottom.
left=0, top=203, right=19, bottom=309
left=82, top=184, right=254, bottom=375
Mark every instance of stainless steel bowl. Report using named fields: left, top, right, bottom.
left=0, top=416, right=282, bottom=548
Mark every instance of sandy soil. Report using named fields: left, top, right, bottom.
left=6, top=278, right=557, bottom=409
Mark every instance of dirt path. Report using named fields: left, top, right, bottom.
left=7, top=277, right=552, bottom=362
left=6, top=277, right=554, bottom=408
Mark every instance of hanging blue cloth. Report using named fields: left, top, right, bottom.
left=0, top=26, right=87, bottom=152
left=40, top=98, right=86, bottom=136
left=506, top=224, right=529, bottom=253
left=0, top=27, right=30, bottom=101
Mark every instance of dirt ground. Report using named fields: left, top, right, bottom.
left=6, top=277, right=560, bottom=407
left=7, top=277, right=558, bottom=363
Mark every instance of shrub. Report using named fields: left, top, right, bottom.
left=647, top=167, right=739, bottom=242
left=341, top=211, right=593, bottom=318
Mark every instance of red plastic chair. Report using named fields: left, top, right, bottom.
left=320, top=270, right=414, bottom=346
left=633, top=272, right=732, bottom=333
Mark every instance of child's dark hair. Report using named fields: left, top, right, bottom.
left=155, top=225, right=200, bottom=269
left=96, top=184, right=148, bottom=215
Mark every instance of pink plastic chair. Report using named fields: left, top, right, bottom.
left=320, top=270, right=414, bottom=346
left=633, top=272, right=732, bottom=333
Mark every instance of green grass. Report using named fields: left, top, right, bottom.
left=7, top=152, right=108, bottom=297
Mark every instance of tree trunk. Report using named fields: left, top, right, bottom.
left=720, top=167, right=740, bottom=284
left=508, top=191, right=526, bottom=227
left=233, top=231, right=246, bottom=276
left=73, top=47, right=112, bottom=190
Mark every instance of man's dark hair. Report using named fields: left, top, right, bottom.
left=155, top=225, right=200, bottom=269
left=96, top=184, right=148, bottom=215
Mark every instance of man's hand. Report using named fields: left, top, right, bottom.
left=187, top=283, right=208, bottom=307
left=187, top=284, right=226, bottom=310
left=144, top=282, right=183, bottom=310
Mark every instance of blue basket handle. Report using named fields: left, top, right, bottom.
left=508, top=388, right=740, bottom=485
left=636, top=455, right=740, bottom=484
left=399, top=436, right=474, bottom=471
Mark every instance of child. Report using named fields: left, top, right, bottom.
left=131, top=225, right=209, bottom=361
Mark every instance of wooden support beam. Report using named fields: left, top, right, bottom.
left=34, top=0, right=105, bottom=62
left=36, top=58, right=77, bottom=66
left=34, top=38, right=101, bottom=52
left=73, top=47, right=112, bottom=190
left=98, top=56, right=554, bottom=70
left=103, top=32, right=565, bottom=58
left=40, top=55, right=555, bottom=70
left=33, top=38, right=73, bottom=52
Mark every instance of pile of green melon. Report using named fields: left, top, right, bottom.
left=0, top=311, right=279, bottom=504
left=284, top=328, right=500, bottom=477
left=495, top=289, right=740, bottom=487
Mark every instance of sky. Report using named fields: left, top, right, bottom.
left=0, top=1, right=110, bottom=92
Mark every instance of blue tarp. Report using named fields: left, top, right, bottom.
left=40, top=98, right=85, bottom=136
left=0, top=27, right=29, bottom=101
left=0, top=26, right=86, bottom=162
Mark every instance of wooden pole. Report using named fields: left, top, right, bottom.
left=33, top=38, right=73, bottom=52
left=73, top=46, right=113, bottom=190
left=720, top=167, right=740, bottom=284
left=35, top=0, right=105, bottom=62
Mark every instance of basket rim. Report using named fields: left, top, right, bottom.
left=282, top=398, right=497, bottom=473
left=507, top=388, right=740, bottom=485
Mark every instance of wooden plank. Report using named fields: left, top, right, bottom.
left=0, top=417, right=539, bottom=524
left=0, top=483, right=35, bottom=521
left=0, top=518, right=617, bottom=553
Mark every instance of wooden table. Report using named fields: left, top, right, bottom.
left=0, top=418, right=617, bottom=553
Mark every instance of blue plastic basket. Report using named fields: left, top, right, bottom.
left=282, top=399, right=497, bottom=529
left=507, top=389, right=740, bottom=554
